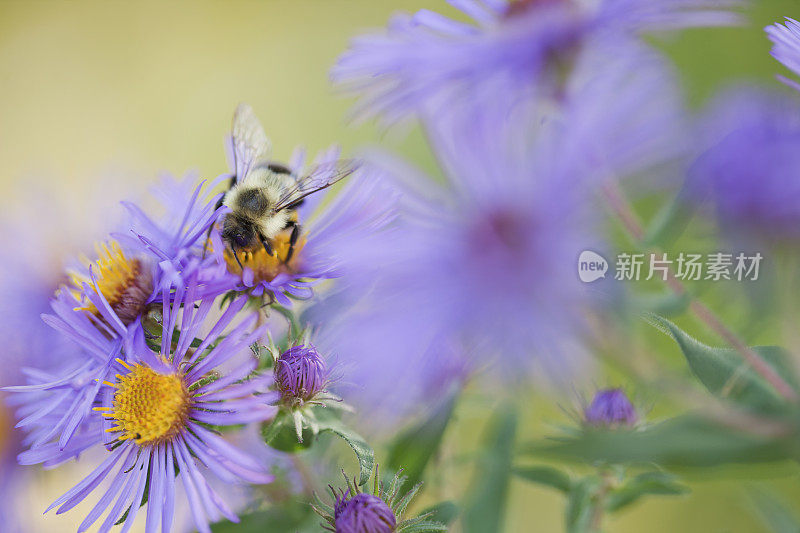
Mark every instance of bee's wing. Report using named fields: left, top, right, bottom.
left=274, top=159, right=360, bottom=212
left=232, top=103, right=271, bottom=183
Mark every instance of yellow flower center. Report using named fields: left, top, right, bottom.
left=69, top=241, right=152, bottom=325
left=222, top=230, right=307, bottom=283
left=97, top=360, right=190, bottom=446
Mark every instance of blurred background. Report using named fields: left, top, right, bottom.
left=2, top=1, right=800, bottom=531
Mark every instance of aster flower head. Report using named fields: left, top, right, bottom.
left=766, top=17, right=800, bottom=92
left=313, top=77, right=661, bottom=420
left=67, top=240, right=155, bottom=328
left=12, top=277, right=278, bottom=533
left=65, top=172, right=224, bottom=340
left=332, top=0, right=744, bottom=124
left=206, top=105, right=396, bottom=304
left=314, top=467, right=445, bottom=533
left=584, top=388, right=639, bottom=428
left=690, top=87, right=800, bottom=240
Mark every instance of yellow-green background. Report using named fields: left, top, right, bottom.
left=1, top=1, right=800, bottom=532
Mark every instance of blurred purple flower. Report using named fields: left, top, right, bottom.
left=690, top=87, right=800, bottom=239
left=310, top=113, right=600, bottom=422
left=313, top=42, right=687, bottom=423
left=332, top=0, right=743, bottom=124
left=584, top=388, right=638, bottom=427
left=766, top=17, right=800, bottom=92
left=16, top=286, right=277, bottom=533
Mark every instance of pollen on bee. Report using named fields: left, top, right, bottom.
left=219, top=229, right=308, bottom=283
left=100, top=362, right=191, bottom=447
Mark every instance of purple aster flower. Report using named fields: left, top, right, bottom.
left=0, top=179, right=136, bottom=529
left=274, top=344, right=330, bottom=407
left=312, top=43, right=685, bottom=421
left=11, top=174, right=230, bottom=453
left=766, top=17, right=800, bottom=92
left=5, top=288, right=125, bottom=455
left=584, top=388, right=638, bottom=428
left=310, top=111, right=602, bottom=421
left=63, top=172, right=224, bottom=349
left=314, top=468, right=444, bottom=533
left=205, top=117, right=396, bottom=304
left=17, top=282, right=278, bottom=533
left=689, top=87, right=800, bottom=239
left=332, top=0, right=743, bottom=124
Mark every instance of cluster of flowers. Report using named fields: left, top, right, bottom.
left=2, top=111, right=402, bottom=531
left=8, top=0, right=800, bottom=531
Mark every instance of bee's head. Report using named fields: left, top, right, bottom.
left=221, top=214, right=257, bottom=250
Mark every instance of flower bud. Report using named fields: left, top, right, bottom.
left=275, top=344, right=327, bottom=406
left=335, top=493, right=397, bottom=533
left=584, top=388, right=637, bottom=428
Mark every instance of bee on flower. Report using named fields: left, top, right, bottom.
left=204, top=104, right=396, bottom=304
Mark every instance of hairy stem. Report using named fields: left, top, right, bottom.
left=589, top=470, right=614, bottom=533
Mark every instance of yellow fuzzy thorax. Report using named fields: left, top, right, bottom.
left=96, top=360, right=190, bottom=446
left=68, top=241, right=145, bottom=317
left=222, top=230, right=308, bottom=283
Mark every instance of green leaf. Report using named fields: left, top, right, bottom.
left=605, top=471, right=689, bottom=512
left=513, top=465, right=573, bottom=493
left=565, top=476, right=599, bottom=533
left=527, top=414, right=799, bottom=468
left=261, top=411, right=316, bottom=453
left=748, top=486, right=800, bottom=533
left=314, top=408, right=375, bottom=486
left=387, top=391, right=458, bottom=488
left=271, top=304, right=302, bottom=340
left=461, top=404, right=517, bottom=533
left=644, top=313, right=798, bottom=412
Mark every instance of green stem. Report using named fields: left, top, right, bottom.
left=600, top=180, right=798, bottom=403
left=589, top=470, right=614, bottom=533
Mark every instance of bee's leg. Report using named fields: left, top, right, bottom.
left=203, top=178, right=234, bottom=258
left=231, top=244, right=244, bottom=270
left=285, top=222, right=301, bottom=264
left=259, top=234, right=275, bottom=257
left=260, top=292, right=276, bottom=308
